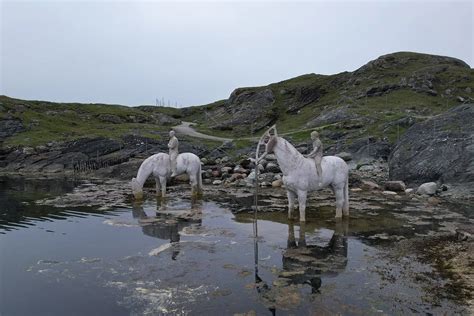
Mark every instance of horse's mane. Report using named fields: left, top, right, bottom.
left=134, top=153, right=166, bottom=186
left=276, top=136, right=305, bottom=159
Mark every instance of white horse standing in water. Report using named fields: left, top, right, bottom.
left=258, top=126, right=349, bottom=221
left=131, top=153, right=202, bottom=199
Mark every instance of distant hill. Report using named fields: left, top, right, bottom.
left=181, top=51, right=473, bottom=154
left=1, top=51, right=472, bottom=160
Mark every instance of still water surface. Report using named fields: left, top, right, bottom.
left=0, top=176, right=469, bottom=315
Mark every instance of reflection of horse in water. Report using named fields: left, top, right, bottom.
left=254, top=220, right=348, bottom=312
left=281, top=221, right=348, bottom=293
left=132, top=199, right=202, bottom=260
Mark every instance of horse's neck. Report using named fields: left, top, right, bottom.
left=136, top=158, right=154, bottom=186
left=273, top=137, right=305, bottom=174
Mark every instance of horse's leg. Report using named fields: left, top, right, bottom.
left=189, top=173, right=197, bottom=197
left=287, top=190, right=296, bottom=220
left=343, top=178, right=349, bottom=217
left=333, top=185, right=344, bottom=218
left=297, top=190, right=307, bottom=222
left=154, top=176, right=161, bottom=196
left=159, top=176, right=167, bottom=198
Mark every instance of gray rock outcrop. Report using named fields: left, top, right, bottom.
left=389, top=104, right=474, bottom=188
left=209, top=88, right=276, bottom=132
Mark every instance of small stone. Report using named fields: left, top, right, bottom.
left=382, top=190, right=397, bottom=195
left=405, top=188, right=414, bottom=194
left=272, top=179, right=283, bottom=187
left=361, top=180, right=380, bottom=191
left=212, top=180, right=222, bottom=185
left=350, top=188, right=362, bottom=192
left=175, top=174, right=189, bottom=182
left=384, top=180, right=406, bottom=192
left=427, top=196, right=441, bottom=205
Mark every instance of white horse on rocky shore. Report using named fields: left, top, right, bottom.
left=131, top=153, right=202, bottom=199
left=258, top=126, right=349, bottom=221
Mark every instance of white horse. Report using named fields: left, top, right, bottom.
left=258, top=126, right=349, bottom=221
left=131, top=152, right=202, bottom=199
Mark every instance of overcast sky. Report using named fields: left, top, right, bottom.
left=1, top=1, right=472, bottom=107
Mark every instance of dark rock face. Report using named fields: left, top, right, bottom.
left=348, top=137, right=392, bottom=160
left=0, top=119, right=25, bottom=141
left=306, top=106, right=359, bottom=127
left=389, top=104, right=474, bottom=185
left=285, top=85, right=326, bottom=113
left=210, top=88, right=276, bottom=132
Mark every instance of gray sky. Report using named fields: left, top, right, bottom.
left=1, top=1, right=472, bottom=107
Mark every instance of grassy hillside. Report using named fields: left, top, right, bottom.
left=1, top=52, right=472, bottom=155
left=181, top=52, right=473, bottom=148
left=0, top=96, right=182, bottom=147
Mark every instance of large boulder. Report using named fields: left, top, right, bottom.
left=209, top=88, right=277, bottom=132
left=389, top=104, right=474, bottom=187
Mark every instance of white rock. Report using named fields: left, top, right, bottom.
left=416, top=182, right=438, bottom=195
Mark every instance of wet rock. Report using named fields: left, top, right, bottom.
left=405, top=188, right=414, bottom=194
left=417, top=182, right=438, bottom=195
left=382, top=190, right=397, bottom=195
left=384, top=180, right=406, bottom=192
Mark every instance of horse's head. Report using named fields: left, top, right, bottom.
left=259, top=125, right=278, bottom=154
left=131, top=177, right=143, bottom=200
